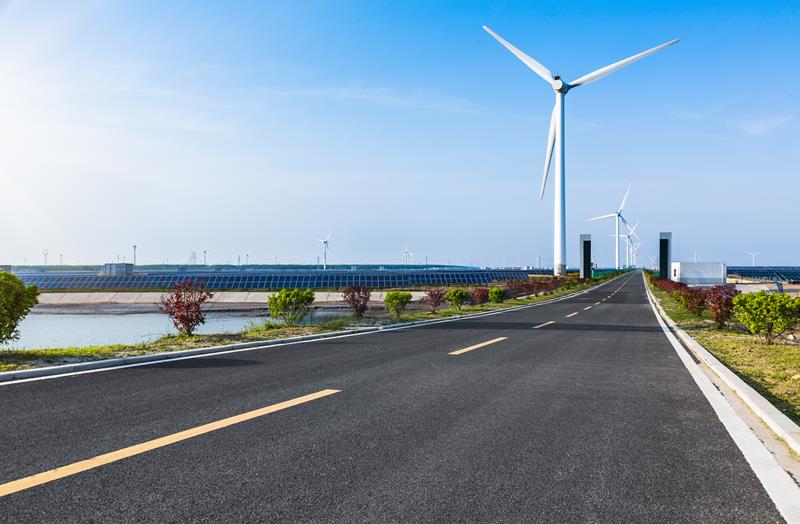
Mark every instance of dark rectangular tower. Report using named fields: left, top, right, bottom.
left=659, top=232, right=672, bottom=279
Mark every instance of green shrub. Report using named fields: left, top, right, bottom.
left=733, top=291, right=800, bottom=345
left=445, top=288, right=470, bottom=310
left=268, top=288, right=315, bottom=326
left=488, top=287, right=506, bottom=304
left=385, top=291, right=413, bottom=318
left=0, top=272, right=39, bottom=345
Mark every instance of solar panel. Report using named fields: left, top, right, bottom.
left=11, top=268, right=546, bottom=290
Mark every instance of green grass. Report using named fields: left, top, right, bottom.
left=0, top=275, right=622, bottom=374
left=647, top=277, right=800, bottom=424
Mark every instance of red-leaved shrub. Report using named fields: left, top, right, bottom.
left=680, top=287, right=707, bottom=317
left=343, top=285, right=371, bottom=317
left=471, top=287, right=489, bottom=305
left=160, top=280, right=213, bottom=336
left=425, top=288, right=446, bottom=312
left=705, top=285, right=740, bottom=328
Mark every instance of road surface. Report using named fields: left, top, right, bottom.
left=0, top=272, right=788, bottom=522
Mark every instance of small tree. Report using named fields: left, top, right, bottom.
left=445, top=288, right=470, bottom=310
left=268, top=288, right=315, bottom=326
left=471, top=287, right=489, bottom=305
left=385, top=291, right=413, bottom=318
left=488, top=287, right=506, bottom=304
left=342, top=285, right=371, bottom=318
left=733, top=291, right=800, bottom=345
left=160, top=280, right=213, bottom=336
left=425, top=288, right=446, bottom=312
left=705, top=285, right=740, bottom=328
left=0, top=272, right=39, bottom=345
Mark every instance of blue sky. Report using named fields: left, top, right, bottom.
left=2, top=0, right=797, bottom=267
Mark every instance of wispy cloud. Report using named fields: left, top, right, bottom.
left=733, top=114, right=793, bottom=135
left=259, top=85, right=480, bottom=115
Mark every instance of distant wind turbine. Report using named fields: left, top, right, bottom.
left=483, top=26, right=678, bottom=275
left=624, top=220, right=640, bottom=267
left=746, top=251, right=760, bottom=267
left=588, top=185, right=632, bottom=269
left=318, top=231, right=331, bottom=270
left=403, top=245, right=414, bottom=266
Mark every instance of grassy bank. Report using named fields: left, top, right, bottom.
left=0, top=275, right=620, bottom=374
left=646, top=276, right=800, bottom=425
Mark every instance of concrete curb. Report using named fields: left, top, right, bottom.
left=643, top=273, right=800, bottom=456
left=1, top=274, right=628, bottom=384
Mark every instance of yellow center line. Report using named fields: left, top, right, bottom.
left=583, top=306, right=592, bottom=310
left=0, top=389, right=340, bottom=498
left=565, top=312, right=579, bottom=317
left=533, top=320, right=555, bottom=329
left=449, top=337, right=508, bottom=356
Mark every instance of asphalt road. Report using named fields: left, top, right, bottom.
left=0, top=273, right=785, bottom=522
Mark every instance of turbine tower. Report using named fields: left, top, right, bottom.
left=483, top=27, right=678, bottom=275
left=318, top=231, right=331, bottom=270
left=588, top=185, right=633, bottom=269
left=746, top=251, right=760, bottom=267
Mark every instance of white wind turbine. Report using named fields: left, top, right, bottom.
left=746, top=251, right=760, bottom=267
left=483, top=26, right=678, bottom=275
left=624, top=220, right=640, bottom=267
left=318, top=231, right=331, bottom=270
left=630, top=241, right=642, bottom=267
left=588, top=185, right=633, bottom=269
left=403, top=245, right=414, bottom=266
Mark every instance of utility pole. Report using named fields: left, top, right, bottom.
left=132, top=244, right=137, bottom=265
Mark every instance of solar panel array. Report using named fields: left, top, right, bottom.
left=727, top=266, right=800, bottom=282
left=14, top=268, right=536, bottom=290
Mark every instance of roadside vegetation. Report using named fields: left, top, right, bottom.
left=0, top=271, right=39, bottom=346
left=646, top=272, right=800, bottom=424
left=0, top=271, right=627, bottom=373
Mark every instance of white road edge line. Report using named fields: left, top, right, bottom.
left=644, top=273, right=800, bottom=521
left=533, top=321, right=555, bottom=329
left=3, top=273, right=633, bottom=386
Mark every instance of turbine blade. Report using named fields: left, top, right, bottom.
left=619, top=215, right=630, bottom=228
left=540, top=103, right=557, bottom=199
left=618, top=184, right=631, bottom=212
left=482, top=26, right=555, bottom=85
left=588, top=213, right=617, bottom=221
left=569, top=39, right=679, bottom=88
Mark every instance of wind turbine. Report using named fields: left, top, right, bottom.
left=318, top=231, right=331, bottom=270
left=746, top=251, right=760, bottom=267
left=483, top=27, right=678, bottom=275
left=630, top=241, right=642, bottom=267
left=624, top=220, right=640, bottom=267
left=588, top=185, right=632, bottom=269
left=403, top=245, right=414, bottom=266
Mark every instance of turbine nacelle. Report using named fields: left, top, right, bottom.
left=552, top=76, right=569, bottom=94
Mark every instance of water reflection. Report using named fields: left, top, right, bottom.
left=6, top=310, right=348, bottom=350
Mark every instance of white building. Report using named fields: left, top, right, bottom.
left=670, top=262, right=726, bottom=286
